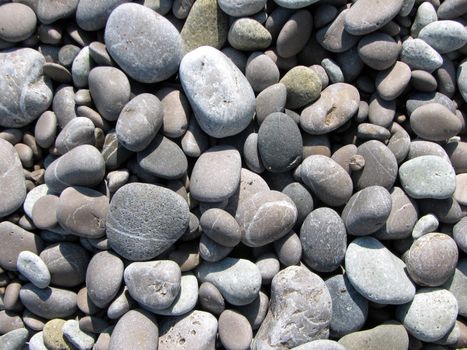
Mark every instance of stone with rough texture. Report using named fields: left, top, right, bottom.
left=43, top=319, right=71, bottom=350
left=155, top=273, right=198, bottom=316
left=109, top=309, right=158, bottom=350
left=401, top=38, right=443, bottom=72
left=20, top=284, right=77, bottom=319
left=252, top=266, right=332, bottom=350
left=228, top=18, right=272, bottom=51
left=338, top=322, right=409, bottom=350
left=280, top=66, right=322, bottom=109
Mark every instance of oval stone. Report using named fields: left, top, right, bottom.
left=419, top=20, right=467, bottom=54
left=200, top=209, right=241, bottom=247
left=273, top=0, right=319, bottom=9
left=55, top=117, right=95, bottom=154
left=180, top=46, right=255, bottom=138
left=17, top=251, right=51, bottom=289
left=410, top=103, right=462, bottom=141
left=20, top=284, right=77, bottom=319
left=219, top=310, right=253, bottom=350
left=155, top=273, right=198, bottom=316
left=316, top=9, right=359, bottom=53
left=400, top=38, right=443, bottom=72
left=357, top=32, right=401, bottom=71
left=109, top=309, right=158, bottom=350
left=0, top=3, right=37, bottom=42
left=339, top=322, right=409, bottom=350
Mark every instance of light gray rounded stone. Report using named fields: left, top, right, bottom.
left=399, top=155, right=456, bottom=199
left=0, top=328, right=29, bottom=350
left=55, top=117, right=95, bottom=154
left=316, top=9, right=359, bottom=54
left=457, top=59, right=467, bottom=103
left=179, top=46, right=255, bottom=138
left=154, top=273, right=198, bottom=316
left=0, top=3, right=36, bottom=42
left=292, top=340, right=346, bottom=350
left=29, top=332, right=47, bottom=350
left=411, top=2, right=438, bottom=37
left=412, top=214, right=439, bottom=239
left=218, top=0, right=266, bottom=16
left=109, top=309, right=158, bottom=350
left=0, top=48, right=53, bottom=128
left=200, top=208, right=241, bottom=247
left=338, top=322, right=409, bottom=350
left=345, top=237, right=416, bottom=304
left=401, top=38, right=443, bottom=72
left=419, top=20, right=467, bottom=54
left=63, top=319, right=95, bottom=350
left=410, top=103, right=462, bottom=141
left=252, top=266, right=332, bottom=350
left=76, top=0, right=127, bottom=31
left=273, top=0, right=320, bottom=9
left=453, top=217, right=467, bottom=253
left=17, top=251, right=51, bottom=289
left=105, top=3, right=183, bottom=83
left=444, top=259, right=467, bottom=317
left=71, top=46, right=93, bottom=88
left=196, top=257, right=262, bottom=306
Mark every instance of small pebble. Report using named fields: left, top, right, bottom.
left=17, top=251, right=51, bottom=289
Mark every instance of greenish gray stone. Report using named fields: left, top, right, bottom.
left=338, top=322, right=409, bottom=350
left=280, top=66, right=322, bottom=109
left=228, top=18, right=272, bottom=51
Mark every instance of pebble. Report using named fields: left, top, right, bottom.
left=400, top=38, right=443, bottom=72
left=419, top=20, right=467, bottom=54
left=273, top=0, right=320, bottom=9
left=228, top=18, right=272, bottom=51
left=158, top=310, right=218, bottom=350
left=458, top=59, right=467, bottom=102
left=107, top=183, right=190, bottom=261
left=16, top=251, right=51, bottom=289
left=200, top=209, right=241, bottom=247
left=412, top=2, right=438, bottom=37
left=245, top=53, right=279, bottom=93
left=196, top=257, right=262, bottom=306
left=53, top=85, right=77, bottom=128
left=255, top=253, right=280, bottom=284
left=55, top=117, right=95, bottom=154
left=280, top=66, right=322, bottom=109
left=156, top=88, right=190, bottom=138
left=236, top=190, right=297, bottom=247
left=243, top=133, right=264, bottom=173
left=29, top=332, right=47, bottom=350
left=396, top=288, right=458, bottom=342
left=180, top=46, right=255, bottom=138
left=0, top=328, right=29, bottom=350
left=71, top=46, right=93, bottom=88
left=252, top=266, right=332, bottom=349
left=218, top=0, right=266, bottom=16
left=20, top=284, right=77, bottom=319
left=63, top=319, right=95, bottom=350
left=410, top=103, right=462, bottom=141
left=76, top=0, right=126, bottom=31
left=124, top=260, right=181, bottom=312
left=453, top=217, right=467, bottom=253
left=300, top=155, right=353, bottom=207
left=399, top=155, right=456, bottom=199
left=0, top=310, right=24, bottom=334
left=219, top=310, right=253, bottom=350
left=454, top=173, right=467, bottom=204
left=277, top=10, right=312, bottom=58
left=155, top=273, right=198, bottom=316
left=345, top=237, right=416, bottom=304
left=292, top=340, right=346, bottom=350
left=338, top=322, right=409, bottom=350
left=411, top=69, right=438, bottom=92
left=316, top=10, right=359, bottom=53
left=342, top=186, right=392, bottom=236
left=105, top=3, right=183, bottom=83
left=43, top=319, right=72, bottom=350
left=412, top=214, right=439, bottom=239
left=109, top=309, right=158, bottom=350
left=376, top=61, right=411, bottom=101
left=406, top=232, right=458, bottom=287
left=0, top=3, right=36, bottom=43
left=255, top=84, right=287, bottom=125
left=300, top=207, right=347, bottom=272
left=198, top=282, right=225, bottom=315
left=444, top=259, right=467, bottom=317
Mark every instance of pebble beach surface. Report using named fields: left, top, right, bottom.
left=0, top=0, right=466, bottom=349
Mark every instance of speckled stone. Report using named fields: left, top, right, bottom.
left=316, top=10, right=359, bottom=53
left=338, top=322, right=409, bottom=350
left=410, top=103, right=462, bottom=141
left=109, top=309, right=158, bottom=350
left=280, top=66, right=322, bottom=109
left=401, top=38, right=443, bottom=72
left=228, top=18, right=272, bottom=51
left=17, top=251, right=50, bottom=289
left=43, top=319, right=72, bottom=350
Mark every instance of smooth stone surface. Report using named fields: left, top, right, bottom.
left=412, top=214, right=439, bottom=239
left=200, top=209, right=241, bottom=247
left=156, top=88, right=190, bottom=138
left=406, top=91, right=456, bottom=115
left=316, top=10, right=359, bottom=53
left=35, top=111, right=57, bottom=149
left=0, top=139, right=26, bottom=218
left=17, top=251, right=50, bottom=289
left=53, top=85, right=77, bottom=128
left=274, top=231, right=302, bottom=267
left=245, top=52, right=279, bottom=93
left=243, top=132, right=264, bottom=173
left=0, top=328, right=29, bottom=350
left=454, top=217, right=467, bottom=253
left=228, top=18, right=272, bottom=51
left=86, top=251, right=123, bottom=308
left=198, top=281, right=225, bottom=316
left=342, top=186, right=392, bottom=236
left=76, top=0, right=126, bottom=31
left=406, top=232, right=458, bottom=287
left=0, top=3, right=36, bottom=42
left=301, top=83, right=360, bottom=135
left=105, top=3, right=183, bottom=83
left=277, top=10, right=312, bottom=58
left=116, top=94, right=163, bottom=152
left=280, top=66, right=322, bottom=109
left=444, top=259, right=467, bottom=317
left=252, top=266, right=332, bottom=350
left=397, top=288, right=458, bottom=342
left=411, top=69, right=438, bottom=92
left=401, top=38, right=443, bottom=72
left=155, top=273, right=198, bottom=316
left=376, top=62, right=411, bottom=101
left=124, top=260, right=181, bottom=312
left=300, top=155, right=353, bottom=207
left=236, top=190, right=297, bottom=247
left=218, top=0, right=266, bottom=16
left=292, top=340, right=346, bottom=350
left=273, top=0, right=319, bottom=9
left=107, top=183, right=190, bottom=261
left=43, top=319, right=71, bottom=350
left=109, top=309, right=158, bottom=350
left=219, top=310, right=253, bottom=350
left=196, top=257, right=262, bottom=306
left=419, top=20, right=467, bottom=54
left=454, top=173, right=467, bottom=205
left=190, top=145, right=241, bottom=203
left=399, top=155, right=456, bottom=199
left=63, top=319, right=95, bottom=350
left=20, top=284, right=77, bottom=319
left=410, top=103, right=462, bottom=141
left=55, top=117, right=95, bottom=154
left=338, top=322, right=409, bottom=350
left=255, top=83, right=287, bottom=125
left=458, top=59, right=467, bottom=103
left=325, top=275, right=368, bottom=338
left=180, top=46, right=255, bottom=138
left=158, top=311, right=217, bottom=350
left=300, top=207, right=346, bottom=272
left=345, top=237, right=415, bottom=304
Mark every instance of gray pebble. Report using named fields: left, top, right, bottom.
left=34, top=112, right=56, bottom=150
left=71, top=46, right=93, bottom=88
left=218, top=0, right=266, bottom=16
left=228, top=18, right=271, bottom=51
left=0, top=3, right=36, bottom=42
left=277, top=10, right=312, bottom=58
left=255, top=83, right=287, bottom=125
left=457, top=59, right=467, bottom=102
left=107, top=287, right=133, bottom=320
left=316, top=10, right=359, bottom=53
left=376, top=61, right=411, bottom=101
left=292, top=340, right=346, bottom=350
left=453, top=217, right=467, bottom=252
left=255, top=253, right=280, bottom=284
left=410, top=103, right=462, bottom=141
left=55, top=117, right=95, bottom=154
left=198, top=281, right=225, bottom=315
left=368, top=94, right=395, bottom=128
left=243, top=133, right=264, bottom=173
left=181, top=117, right=209, bottom=158
left=109, top=309, right=158, bottom=350
left=412, top=1, right=438, bottom=37
left=401, top=38, right=443, bottom=72
left=63, top=319, right=95, bottom=350
left=199, top=234, right=233, bottom=262
left=412, top=69, right=438, bottom=92
left=412, top=214, right=439, bottom=239
left=156, top=88, right=190, bottom=138
left=76, top=0, right=126, bottom=31
left=53, top=85, right=77, bottom=128
left=338, top=322, right=409, bottom=350
left=444, top=259, right=467, bottom=317
left=245, top=52, right=279, bottom=93
left=200, top=208, right=241, bottom=247
left=29, top=332, right=47, bottom=350
left=419, top=20, right=467, bottom=53
left=17, top=251, right=50, bottom=289
left=0, top=328, right=29, bottom=350
left=273, top=0, right=319, bottom=9
left=219, top=309, right=253, bottom=350
left=282, top=182, right=314, bottom=228
left=155, top=273, right=198, bottom=316
left=274, top=231, right=302, bottom=266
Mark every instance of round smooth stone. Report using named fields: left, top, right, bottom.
left=156, top=88, right=190, bottom=138
left=228, top=18, right=271, bottom=51
left=17, top=251, right=51, bottom=289
left=258, top=113, right=302, bottom=173
left=236, top=290, right=269, bottom=331
left=198, top=282, right=225, bottom=315
left=76, top=0, right=126, bottom=31
left=368, top=94, right=395, bottom=128
left=236, top=190, right=297, bottom=247
left=325, top=274, right=368, bottom=338
left=345, top=237, right=416, bottom=305
left=0, top=139, right=26, bottom=218
left=277, top=10, right=312, bottom=58
left=400, top=38, right=443, bottom=72
left=300, top=155, right=353, bottom=207
left=419, top=20, right=467, bottom=54
left=300, top=83, right=360, bottom=135
left=190, top=145, right=241, bottom=203
left=196, top=257, right=262, bottom=306
left=71, top=46, right=93, bottom=89
left=245, top=52, right=279, bottom=93
left=397, top=288, right=458, bottom=342
left=408, top=140, right=450, bottom=162
left=411, top=70, right=438, bottom=92
left=0, top=310, right=24, bottom=334
left=155, top=273, right=198, bottom=316
left=406, top=91, right=456, bottom=116
left=345, top=0, right=403, bottom=35
left=0, top=328, right=29, bottom=350
left=342, top=186, right=392, bottom=236
left=300, top=208, right=346, bottom=272
left=418, top=197, right=463, bottom=224
left=40, top=242, right=89, bottom=288
left=293, top=340, right=346, bottom=350
left=315, top=9, right=359, bottom=53
left=280, top=66, right=322, bottom=109
left=438, top=0, right=467, bottom=19
left=86, top=251, right=123, bottom=308
left=406, top=232, right=458, bottom=287
left=109, top=309, right=158, bottom=350
left=43, top=319, right=71, bottom=350
left=412, top=214, right=439, bottom=239
left=200, top=209, right=241, bottom=247
left=252, top=266, right=332, bottom=349
left=124, top=260, right=181, bottom=312
left=77, top=288, right=100, bottom=316
left=116, top=93, right=163, bottom=152
left=399, top=155, right=456, bottom=199
left=105, top=3, right=183, bottom=83
left=273, top=0, right=319, bottom=9
left=453, top=217, right=467, bottom=253
left=106, top=287, right=132, bottom=320
left=34, top=111, right=57, bottom=149
left=445, top=141, right=467, bottom=174
left=411, top=1, right=437, bottom=37
left=88, top=67, right=130, bottom=122
left=357, top=123, right=391, bottom=142
left=44, top=145, right=105, bottom=193
left=179, top=46, right=255, bottom=138
left=454, top=173, right=467, bottom=205
left=376, top=61, right=411, bottom=101
left=181, top=117, right=209, bottom=158
left=159, top=311, right=218, bottom=350
left=0, top=222, right=42, bottom=271
left=0, top=3, right=36, bottom=42
left=29, top=331, right=47, bottom=350
left=274, top=232, right=302, bottom=266
left=20, top=284, right=77, bottom=319
left=63, top=319, right=95, bottom=350
left=243, top=132, right=264, bottom=173
left=0, top=48, right=53, bottom=128
left=107, top=183, right=190, bottom=261
left=357, top=32, right=401, bottom=71
left=412, top=103, right=462, bottom=142
left=458, top=59, right=467, bottom=103
left=444, top=259, right=467, bottom=317
left=218, top=0, right=266, bottom=16
left=53, top=85, right=77, bottom=128
left=338, top=322, right=409, bottom=350
left=55, top=117, right=95, bottom=154
left=281, top=182, right=313, bottom=228
left=219, top=310, right=253, bottom=350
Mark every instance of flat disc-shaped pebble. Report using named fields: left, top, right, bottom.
left=107, top=183, right=190, bottom=261
left=109, top=309, right=158, bottom=350
left=190, top=145, right=241, bottom=203
left=399, top=155, right=456, bottom=199
left=419, top=20, right=467, bottom=54
left=0, top=139, right=26, bottom=218
left=301, top=83, right=360, bottom=135
left=345, top=237, right=415, bottom=304
left=236, top=190, right=297, bottom=247
left=300, top=208, right=347, bottom=272
left=410, top=103, right=462, bottom=141
left=105, top=3, right=183, bottom=83
left=179, top=46, right=255, bottom=138
left=300, top=155, right=353, bottom=207
left=258, top=113, right=302, bottom=173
